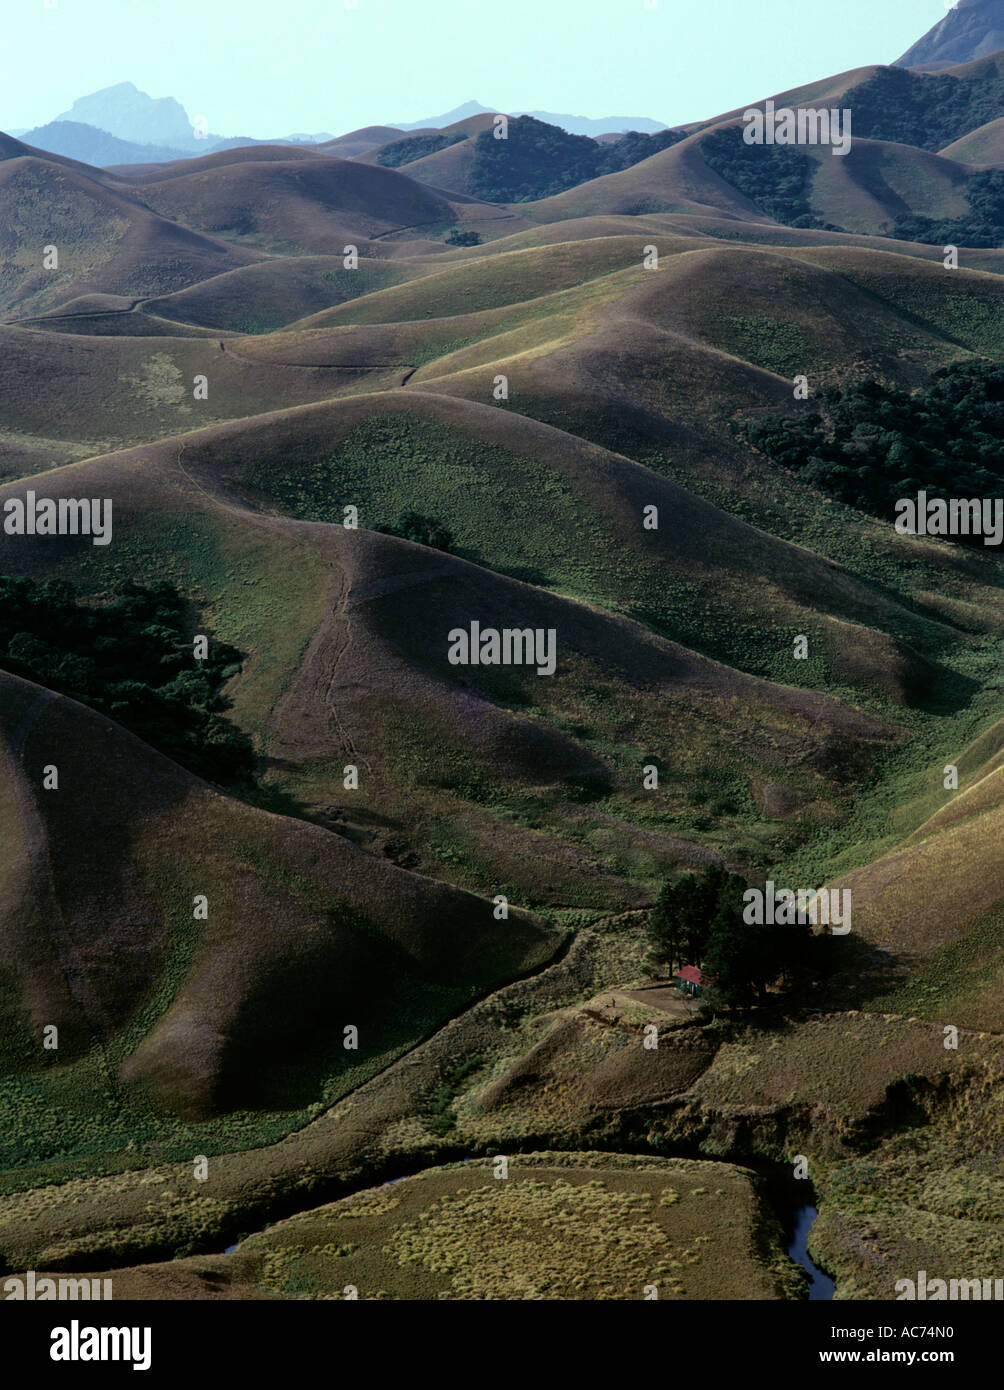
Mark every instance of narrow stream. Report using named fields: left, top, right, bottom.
left=752, top=1165, right=836, bottom=1300
left=785, top=1204, right=835, bottom=1300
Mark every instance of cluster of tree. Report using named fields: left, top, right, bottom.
left=647, top=864, right=838, bottom=1009
left=647, top=863, right=745, bottom=974
left=375, top=509, right=454, bottom=552
left=375, top=132, right=466, bottom=168
left=892, top=170, right=1004, bottom=249
left=0, top=576, right=253, bottom=785
left=697, top=127, right=838, bottom=230
left=467, top=116, right=686, bottom=203
left=445, top=229, right=482, bottom=247
left=742, top=360, right=1004, bottom=533
left=848, top=66, right=1004, bottom=154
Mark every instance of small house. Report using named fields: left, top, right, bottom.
left=674, top=965, right=707, bottom=997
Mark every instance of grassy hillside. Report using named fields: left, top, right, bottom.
left=135, top=157, right=459, bottom=255
left=0, top=422, right=901, bottom=918
left=0, top=663, right=557, bottom=1194
left=0, top=156, right=261, bottom=319
left=941, top=115, right=1004, bottom=167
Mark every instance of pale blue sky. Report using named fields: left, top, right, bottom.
left=5, top=0, right=955, bottom=136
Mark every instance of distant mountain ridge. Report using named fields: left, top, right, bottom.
left=390, top=99, right=667, bottom=135
left=17, top=86, right=671, bottom=170
left=18, top=0, right=1001, bottom=178
left=897, top=0, right=1004, bottom=71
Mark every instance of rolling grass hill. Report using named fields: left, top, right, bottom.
left=0, top=417, right=902, bottom=917
left=133, top=156, right=460, bottom=255
left=316, top=126, right=406, bottom=158
left=0, top=323, right=411, bottom=452
left=140, top=256, right=422, bottom=333
left=0, top=669, right=557, bottom=1188
left=408, top=237, right=1004, bottom=498
left=355, top=114, right=498, bottom=197
left=0, top=154, right=262, bottom=320
left=112, top=143, right=335, bottom=182
left=941, top=115, right=1004, bottom=167
left=525, top=131, right=763, bottom=223
left=291, top=235, right=673, bottom=327
left=797, top=138, right=970, bottom=235
left=825, top=712, right=1004, bottom=1019
left=525, top=123, right=978, bottom=241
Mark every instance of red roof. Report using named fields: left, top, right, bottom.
left=676, top=965, right=703, bottom=985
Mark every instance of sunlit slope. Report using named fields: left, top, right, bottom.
left=807, top=138, right=970, bottom=235
left=525, top=133, right=764, bottom=223
left=436, top=209, right=1004, bottom=270
left=412, top=241, right=1004, bottom=484
left=833, top=716, right=1004, bottom=969
left=785, top=245, right=1004, bottom=358
left=291, top=236, right=675, bottom=328
left=0, top=431, right=899, bottom=906
left=939, top=116, right=1004, bottom=167
left=125, top=386, right=963, bottom=707
left=9, top=239, right=1001, bottom=456
left=435, top=215, right=716, bottom=254
left=140, top=256, right=423, bottom=333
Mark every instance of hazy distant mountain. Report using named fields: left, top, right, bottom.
left=54, top=81, right=196, bottom=145
left=896, top=0, right=1004, bottom=71
left=517, top=109, right=667, bottom=135
left=44, top=82, right=331, bottom=161
left=391, top=98, right=666, bottom=135
left=37, top=85, right=665, bottom=167
left=390, top=100, right=494, bottom=130
left=18, top=121, right=332, bottom=169
left=20, top=120, right=192, bottom=166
